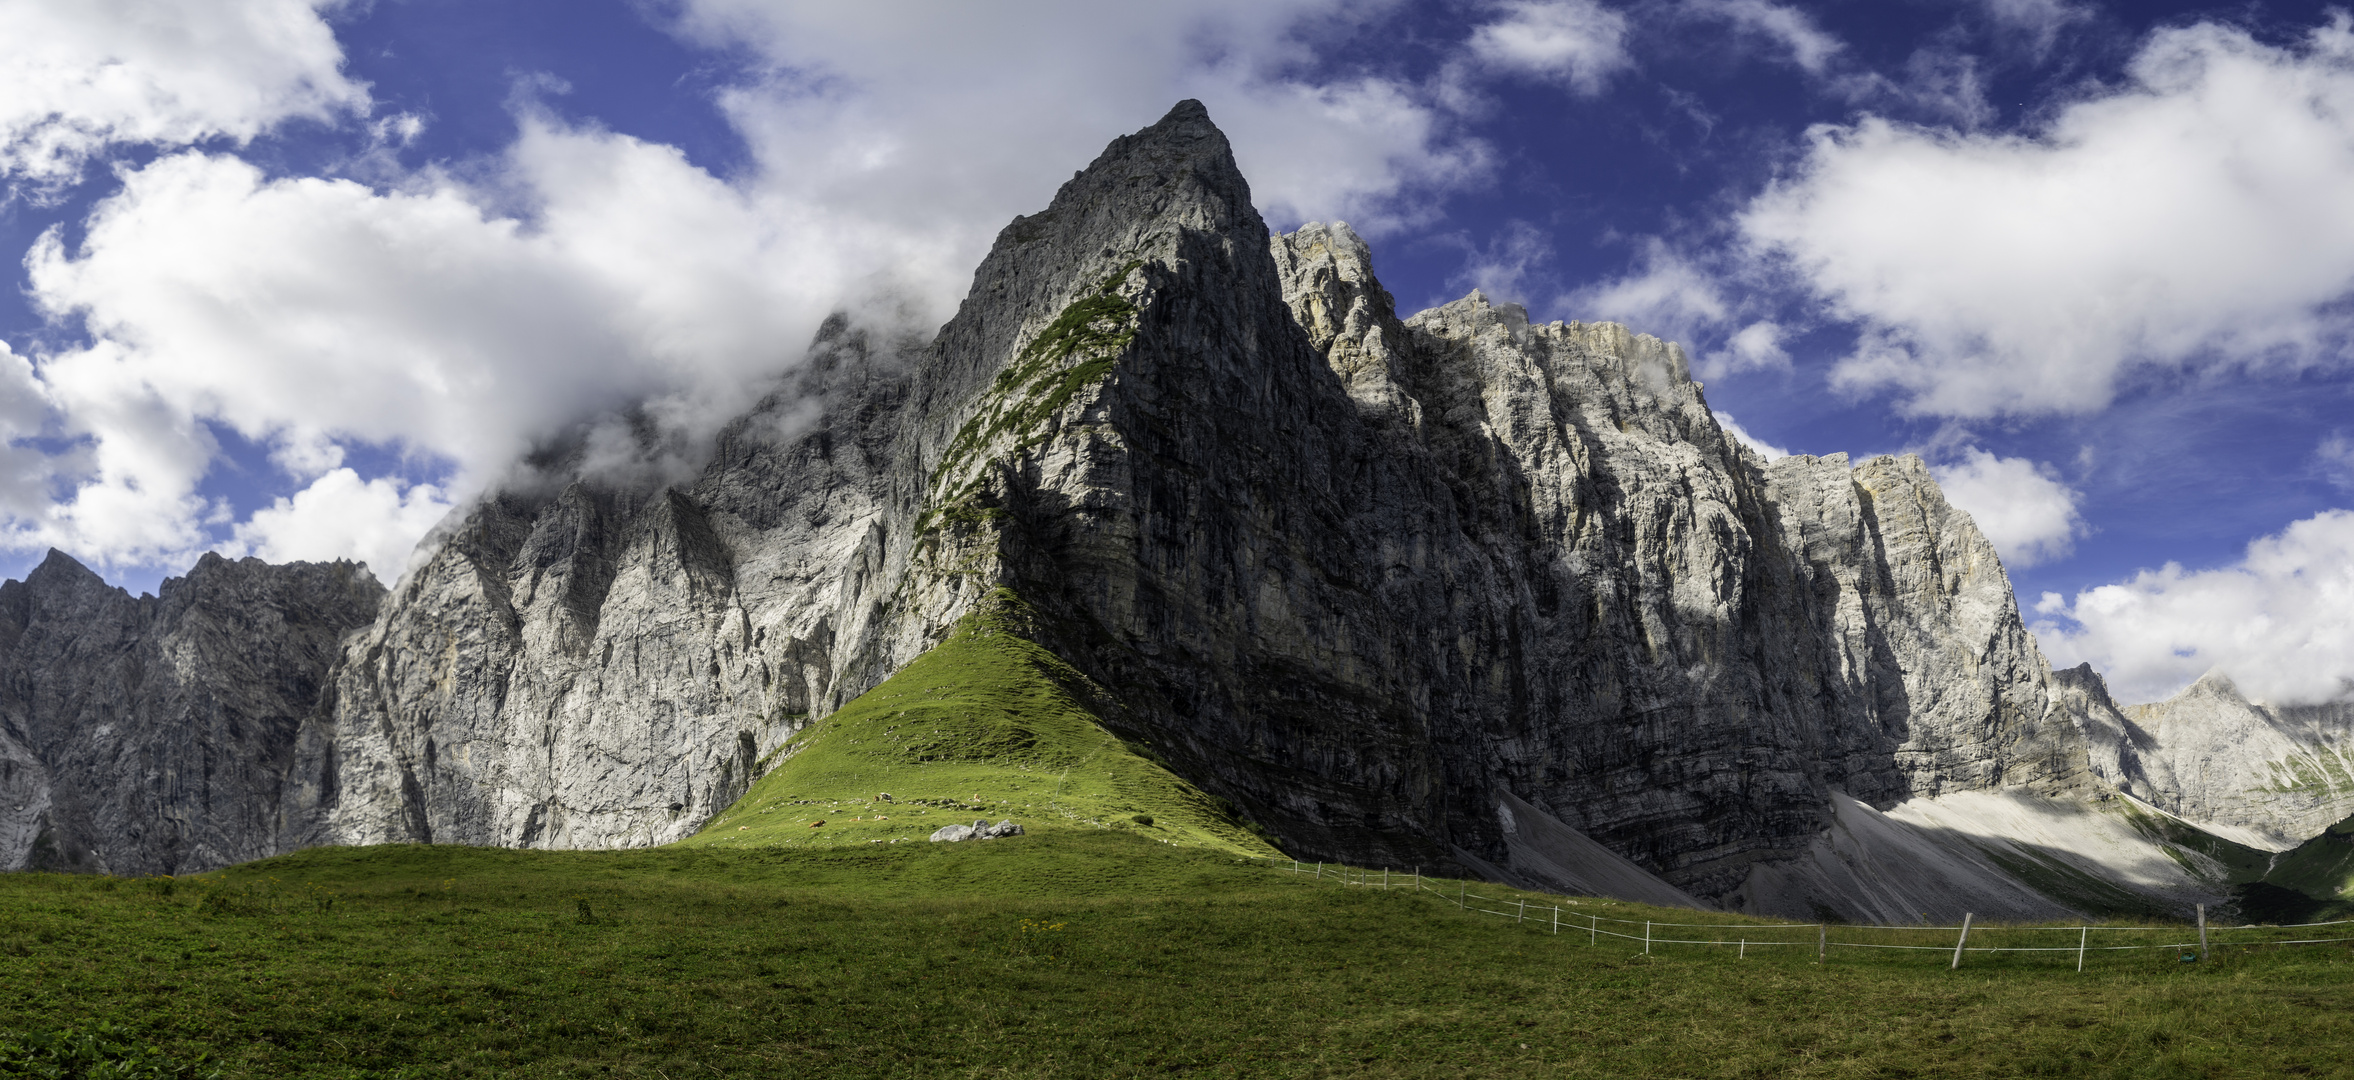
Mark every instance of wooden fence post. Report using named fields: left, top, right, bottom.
left=1518, top=899, right=1526, bottom=924
left=1645, top=921, right=1652, bottom=955
left=1552, top=906, right=1559, bottom=935
left=1951, top=913, right=1974, bottom=970
left=2197, top=904, right=2208, bottom=961
left=1459, top=881, right=1466, bottom=908
left=2077, top=926, right=2088, bottom=972
left=1817, top=924, right=1826, bottom=961
left=1590, top=913, right=1597, bottom=946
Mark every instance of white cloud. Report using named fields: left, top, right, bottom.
left=1557, top=241, right=1808, bottom=376
left=12, top=2, right=1498, bottom=581
left=1722, top=320, right=1791, bottom=371
left=0, top=0, right=364, bottom=187
left=1928, top=447, right=2084, bottom=567
left=1744, top=16, right=2354, bottom=418
left=230, top=468, right=453, bottom=581
left=2034, top=510, right=2354, bottom=705
left=1445, top=219, right=1553, bottom=303
left=0, top=344, right=58, bottom=520
left=674, top=0, right=1479, bottom=238
left=1558, top=238, right=1803, bottom=378
left=2319, top=431, right=2354, bottom=491
left=1684, top=0, right=1844, bottom=74
left=22, top=119, right=839, bottom=576
left=1465, top=0, right=1634, bottom=96
left=1561, top=238, right=1728, bottom=336
left=1713, top=411, right=1788, bottom=459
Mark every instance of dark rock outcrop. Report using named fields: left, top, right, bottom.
left=0, top=550, right=381, bottom=874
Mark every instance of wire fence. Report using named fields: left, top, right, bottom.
left=1248, top=857, right=2354, bottom=970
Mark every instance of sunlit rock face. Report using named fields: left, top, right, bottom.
left=286, top=101, right=2111, bottom=915
left=0, top=550, right=380, bottom=875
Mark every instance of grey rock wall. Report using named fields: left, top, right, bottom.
left=0, top=550, right=380, bottom=874
left=288, top=322, right=923, bottom=853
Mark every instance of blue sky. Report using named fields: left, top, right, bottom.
left=3, top=0, right=2351, bottom=705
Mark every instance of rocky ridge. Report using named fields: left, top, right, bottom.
left=2067, top=666, right=2354, bottom=850
left=0, top=551, right=381, bottom=874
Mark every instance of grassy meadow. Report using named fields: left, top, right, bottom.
left=10, top=588, right=2354, bottom=1077
left=8, top=837, right=2354, bottom=1078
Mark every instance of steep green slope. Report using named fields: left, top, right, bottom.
left=2237, top=812, right=2354, bottom=923
left=674, top=589, right=1277, bottom=857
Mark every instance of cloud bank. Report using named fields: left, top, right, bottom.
left=2035, top=510, right=2354, bottom=706
left=23, top=119, right=833, bottom=574
left=7, top=0, right=1499, bottom=582
left=0, top=0, right=363, bottom=188
left=1745, top=16, right=2354, bottom=418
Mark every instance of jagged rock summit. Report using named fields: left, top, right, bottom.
left=0, top=550, right=381, bottom=874
left=2, top=102, right=2342, bottom=920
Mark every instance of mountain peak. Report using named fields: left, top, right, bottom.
left=27, top=548, right=103, bottom=589
left=1027, top=98, right=1257, bottom=247
left=1160, top=98, right=1210, bottom=124
left=929, top=101, right=1274, bottom=414
left=2180, top=667, right=2251, bottom=705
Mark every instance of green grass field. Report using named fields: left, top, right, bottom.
left=7, top=837, right=2354, bottom=1079
left=11, top=590, right=2354, bottom=1078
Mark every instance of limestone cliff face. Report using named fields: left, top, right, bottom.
left=1759, top=451, right=2090, bottom=800
left=286, top=101, right=2109, bottom=911
left=0, top=550, right=380, bottom=874
left=1240, top=224, right=2092, bottom=896
left=285, top=325, right=920, bottom=853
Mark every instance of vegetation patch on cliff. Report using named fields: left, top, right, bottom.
left=921, top=261, right=1147, bottom=534
left=674, top=587, right=1271, bottom=857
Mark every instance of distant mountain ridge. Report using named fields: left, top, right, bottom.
left=4, top=102, right=2350, bottom=922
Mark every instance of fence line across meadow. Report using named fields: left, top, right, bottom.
left=1246, top=857, right=2354, bottom=970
